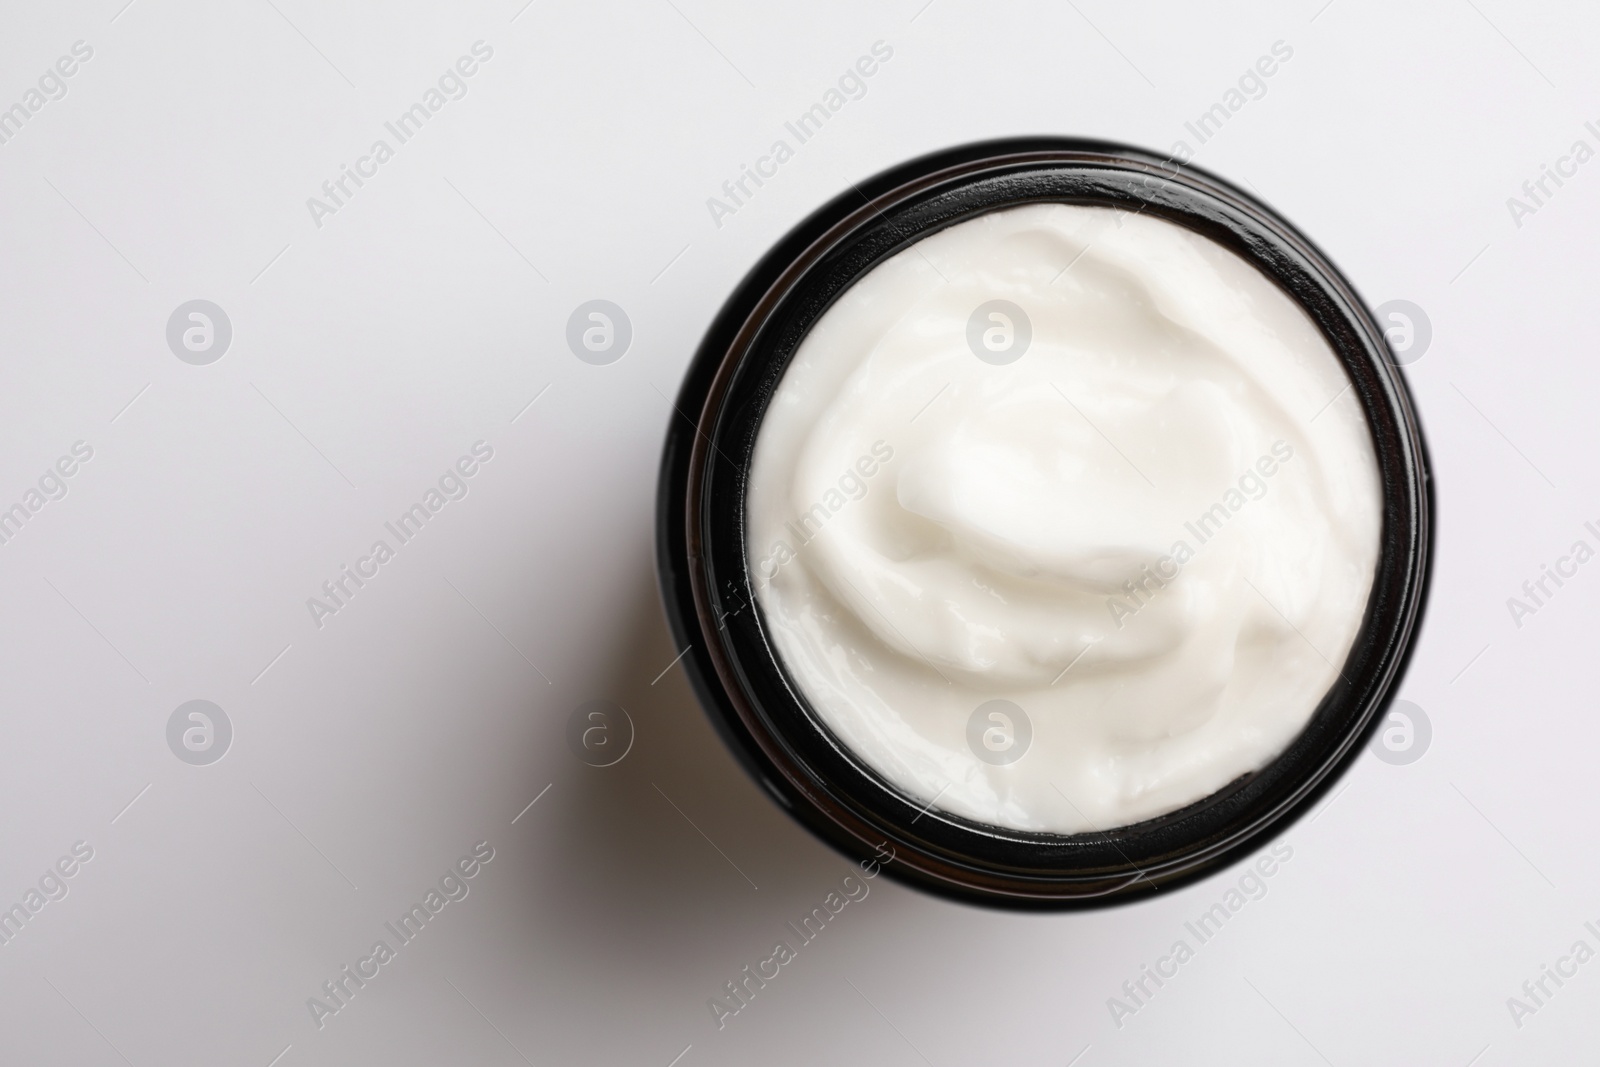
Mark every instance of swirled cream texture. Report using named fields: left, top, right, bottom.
left=745, top=203, right=1382, bottom=834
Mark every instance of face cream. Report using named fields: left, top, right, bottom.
left=744, top=202, right=1383, bottom=834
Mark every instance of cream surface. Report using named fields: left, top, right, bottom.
left=745, top=203, right=1382, bottom=834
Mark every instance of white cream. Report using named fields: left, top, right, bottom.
left=746, top=203, right=1382, bottom=834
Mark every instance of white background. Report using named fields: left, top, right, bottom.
left=0, top=1, right=1596, bottom=1064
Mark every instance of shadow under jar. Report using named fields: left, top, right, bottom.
left=657, top=138, right=1431, bottom=909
